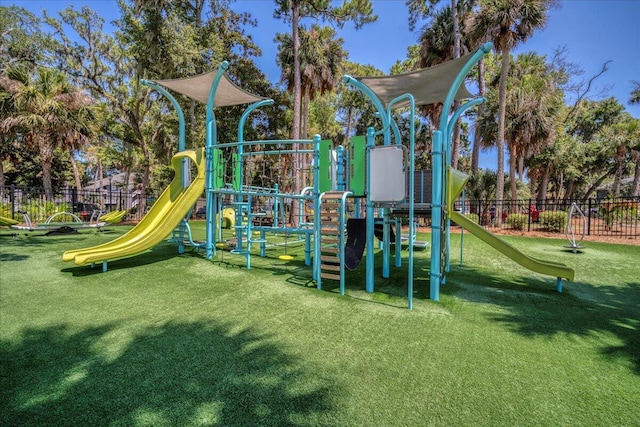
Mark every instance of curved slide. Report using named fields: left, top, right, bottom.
left=63, top=148, right=205, bottom=268
left=448, top=169, right=574, bottom=282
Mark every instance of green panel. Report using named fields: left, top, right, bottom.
left=232, top=152, right=241, bottom=191
left=349, top=135, right=366, bottom=196
left=318, top=140, right=333, bottom=193
left=213, top=149, right=225, bottom=190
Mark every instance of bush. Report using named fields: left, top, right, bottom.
left=539, top=211, right=568, bottom=232
left=464, top=213, right=479, bottom=223
left=506, top=213, right=528, bottom=230
left=0, top=203, right=12, bottom=218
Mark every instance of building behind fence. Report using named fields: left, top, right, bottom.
left=1, top=185, right=638, bottom=240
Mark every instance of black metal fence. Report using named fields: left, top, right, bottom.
left=2, top=185, right=638, bottom=240
left=456, top=197, right=640, bottom=239
left=0, top=185, right=161, bottom=223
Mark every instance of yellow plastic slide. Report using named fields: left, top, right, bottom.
left=63, top=148, right=205, bottom=267
left=448, top=169, right=574, bottom=282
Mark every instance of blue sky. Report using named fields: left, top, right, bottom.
left=13, top=0, right=639, bottom=117
left=11, top=0, right=640, bottom=170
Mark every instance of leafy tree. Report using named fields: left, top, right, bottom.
left=274, top=0, right=376, bottom=140
left=0, top=6, right=52, bottom=72
left=276, top=24, right=346, bottom=139
left=0, top=6, right=55, bottom=187
left=0, top=66, right=97, bottom=199
left=335, top=61, right=383, bottom=146
left=472, top=0, right=553, bottom=224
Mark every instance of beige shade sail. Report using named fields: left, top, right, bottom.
left=154, top=70, right=267, bottom=107
left=355, top=52, right=477, bottom=108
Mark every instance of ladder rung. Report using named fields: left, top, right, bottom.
left=321, top=263, right=341, bottom=272
left=321, top=255, right=339, bottom=263
left=320, top=272, right=341, bottom=280
left=321, top=246, right=339, bottom=253
left=322, top=192, right=347, bottom=199
left=321, top=228, right=340, bottom=235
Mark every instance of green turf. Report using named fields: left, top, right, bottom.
left=1, top=224, right=638, bottom=426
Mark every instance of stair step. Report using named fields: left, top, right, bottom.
left=321, top=255, right=339, bottom=263
left=322, top=192, right=347, bottom=199
left=321, top=263, right=341, bottom=272
left=320, top=246, right=339, bottom=253
left=320, top=228, right=340, bottom=235
left=320, top=272, right=341, bottom=281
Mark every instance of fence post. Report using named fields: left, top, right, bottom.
left=10, top=184, right=15, bottom=219
left=587, top=198, right=592, bottom=236
left=527, top=198, right=532, bottom=232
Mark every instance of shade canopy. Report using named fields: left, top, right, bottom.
left=356, top=52, right=477, bottom=108
left=154, top=70, right=267, bottom=107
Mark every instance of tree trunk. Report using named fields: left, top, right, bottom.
left=0, top=156, right=5, bottom=188
left=631, top=152, right=640, bottom=197
left=450, top=0, right=461, bottom=169
left=38, top=135, right=55, bottom=200
left=495, top=51, right=510, bottom=226
left=451, top=111, right=461, bottom=169
left=518, top=155, right=524, bottom=181
left=290, top=1, right=302, bottom=226
left=344, top=107, right=353, bottom=146
left=564, top=179, right=574, bottom=202
left=509, top=146, right=517, bottom=200
left=581, top=165, right=618, bottom=201
left=536, top=167, right=549, bottom=208
left=612, top=162, right=624, bottom=197
left=68, top=147, right=83, bottom=191
left=471, top=59, right=486, bottom=174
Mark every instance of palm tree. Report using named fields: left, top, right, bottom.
left=630, top=80, right=640, bottom=105
left=504, top=52, right=560, bottom=199
left=414, top=0, right=479, bottom=168
left=277, top=24, right=346, bottom=138
left=630, top=81, right=640, bottom=196
left=276, top=24, right=346, bottom=222
left=0, top=66, right=96, bottom=199
left=472, top=0, right=552, bottom=224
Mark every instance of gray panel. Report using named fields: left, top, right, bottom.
left=370, top=146, right=405, bottom=202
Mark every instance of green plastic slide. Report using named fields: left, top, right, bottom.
left=63, top=148, right=205, bottom=267
left=448, top=169, right=574, bottom=282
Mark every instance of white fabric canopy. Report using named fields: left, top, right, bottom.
left=356, top=52, right=476, bottom=107
left=154, top=70, right=267, bottom=107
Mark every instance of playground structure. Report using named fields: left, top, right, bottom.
left=63, top=41, right=575, bottom=306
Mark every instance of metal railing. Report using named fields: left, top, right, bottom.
left=2, top=185, right=638, bottom=240
left=0, top=185, right=160, bottom=223
left=455, top=197, right=640, bottom=239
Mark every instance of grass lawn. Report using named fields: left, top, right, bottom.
left=1, top=223, right=638, bottom=426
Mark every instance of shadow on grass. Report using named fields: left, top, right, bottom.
left=1, top=321, right=337, bottom=426
left=0, top=251, right=29, bottom=262
left=61, top=243, right=186, bottom=277
left=447, top=265, right=640, bottom=375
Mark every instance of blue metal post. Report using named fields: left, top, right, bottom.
left=365, top=127, right=375, bottom=293
left=430, top=131, right=444, bottom=301
left=204, top=62, right=229, bottom=259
